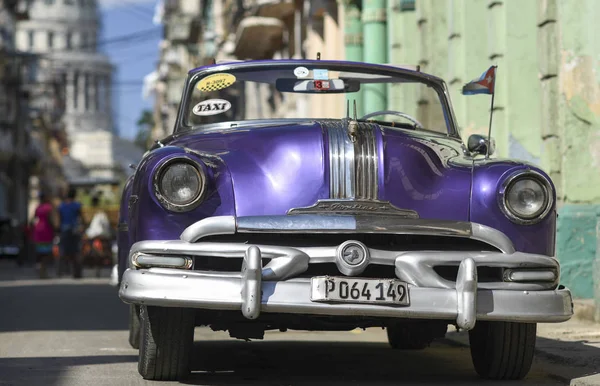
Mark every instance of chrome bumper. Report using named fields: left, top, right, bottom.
left=119, top=215, right=574, bottom=330
left=119, top=254, right=573, bottom=330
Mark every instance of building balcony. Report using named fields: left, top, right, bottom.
left=254, top=0, right=295, bottom=19
left=233, top=16, right=285, bottom=60
left=165, top=14, right=201, bottom=44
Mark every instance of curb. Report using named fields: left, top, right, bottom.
left=573, top=299, right=599, bottom=323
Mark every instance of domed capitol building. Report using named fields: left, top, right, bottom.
left=15, top=0, right=141, bottom=184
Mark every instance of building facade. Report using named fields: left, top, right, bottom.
left=336, top=0, right=600, bottom=315
left=0, top=0, right=42, bottom=224
left=16, top=0, right=118, bottom=181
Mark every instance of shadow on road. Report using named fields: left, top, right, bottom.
left=0, top=282, right=128, bottom=332
left=0, top=355, right=137, bottom=385
left=176, top=337, right=579, bottom=385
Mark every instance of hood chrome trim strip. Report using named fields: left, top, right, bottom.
left=355, top=122, right=378, bottom=200
left=323, top=120, right=379, bottom=200
left=324, top=121, right=355, bottom=199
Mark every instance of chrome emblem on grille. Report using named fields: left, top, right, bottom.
left=287, top=199, right=419, bottom=218
left=342, top=244, right=365, bottom=265
left=336, top=240, right=370, bottom=276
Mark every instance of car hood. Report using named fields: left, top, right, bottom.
left=167, top=121, right=472, bottom=220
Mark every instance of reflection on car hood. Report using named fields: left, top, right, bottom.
left=168, top=120, right=472, bottom=220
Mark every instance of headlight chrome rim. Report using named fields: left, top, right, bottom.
left=153, top=156, right=207, bottom=213
left=498, top=170, right=554, bottom=225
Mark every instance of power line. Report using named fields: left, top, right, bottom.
left=122, top=1, right=156, bottom=17
left=120, top=4, right=155, bottom=22
left=36, top=27, right=162, bottom=56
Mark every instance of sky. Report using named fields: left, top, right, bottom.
left=97, top=0, right=161, bottom=141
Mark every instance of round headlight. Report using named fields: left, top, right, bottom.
left=500, top=171, right=553, bottom=224
left=155, top=159, right=205, bottom=211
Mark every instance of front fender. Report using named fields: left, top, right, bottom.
left=470, top=161, right=556, bottom=256
left=128, top=146, right=236, bottom=245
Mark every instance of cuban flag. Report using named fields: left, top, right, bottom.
left=462, top=66, right=496, bottom=95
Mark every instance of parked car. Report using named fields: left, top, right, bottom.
left=0, top=217, right=22, bottom=261
left=117, top=59, right=573, bottom=381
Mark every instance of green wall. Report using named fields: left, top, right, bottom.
left=345, top=0, right=600, bottom=305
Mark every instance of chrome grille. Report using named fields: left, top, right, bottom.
left=323, top=120, right=379, bottom=200
left=355, top=122, right=378, bottom=200
left=326, top=121, right=355, bottom=199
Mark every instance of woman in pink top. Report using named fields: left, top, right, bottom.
left=31, top=193, right=56, bottom=278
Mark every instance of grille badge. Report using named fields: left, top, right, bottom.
left=336, top=240, right=370, bottom=276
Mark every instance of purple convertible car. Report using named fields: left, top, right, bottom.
left=117, top=59, right=573, bottom=381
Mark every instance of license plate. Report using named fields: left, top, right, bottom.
left=310, top=276, right=410, bottom=305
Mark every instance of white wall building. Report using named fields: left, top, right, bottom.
left=16, top=0, right=118, bottom=180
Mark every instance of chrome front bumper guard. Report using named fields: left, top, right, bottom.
left=119, top=248, right=573, bottom=330
left=118, top=215, right=574, bottom=330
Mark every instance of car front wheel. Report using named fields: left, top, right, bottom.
left=468, top=321, right=536, bottom=380
left=128, top=305, right=140, bottom=349
left=138, top=305, right=195, bottom=381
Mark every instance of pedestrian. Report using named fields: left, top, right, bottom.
left=84, top=196, right=112, bottom=277
left=57, top=187, right=85, bottom=278
left=31, top=192, right=56, bottom=279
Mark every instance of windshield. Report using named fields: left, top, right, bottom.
left=182, top=63, right=453, bottom=135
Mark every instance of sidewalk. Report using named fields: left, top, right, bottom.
left=445, top=315, right=600, bottom=386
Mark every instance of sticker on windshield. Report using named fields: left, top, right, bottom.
left=313, top=69, right=329, bottom=80
left=197, top=73, right=236, bottom=92
left=192, top=99, right=231, bottom=116
left=294, top=66, right=309, bottom=78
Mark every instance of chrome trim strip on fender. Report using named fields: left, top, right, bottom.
left=180, top=215, right=515, bottom=253
left=236, top=215, right=472, bottom=236
left=180, top=215, right=236, bottom=242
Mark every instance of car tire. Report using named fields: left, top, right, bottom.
left=386, top=322, right=444, bottom=350
left=138, top=305, right=195, bottom=381
left=128, top=305, right=141, bottom=349
left=468, top=321, right=536, bottom=380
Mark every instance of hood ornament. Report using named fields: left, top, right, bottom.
left=347, top=100, right=359, bottom=143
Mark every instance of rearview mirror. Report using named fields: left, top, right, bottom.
left=275, top=78, right=360, bottom=93
left=467, top=134, right=495, bottom=156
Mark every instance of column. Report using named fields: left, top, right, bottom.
left=66, top=71, right=75, bottom=113
left=362, top=0, right=387, bottom=114
left=104, top=73, right=112, bottom=128
left=78, top=70, right=86, bottom=113
left=343, top=0, right=363, bottom=115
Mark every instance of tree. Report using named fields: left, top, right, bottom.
left=135, top=110, right=154, bottom=150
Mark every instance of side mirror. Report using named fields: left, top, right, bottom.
left=467, top=134, right=495, bottom=156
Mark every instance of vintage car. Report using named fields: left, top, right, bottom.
left=117, top=59, right=573, bottom=381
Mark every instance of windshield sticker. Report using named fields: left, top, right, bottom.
left=293, top=66, right=309, bottom=78
left=192, top=99, right=232, bottom=116
left=314, top=80, right=330, bottom=90
left=197, top=73, right=236, bottom=92
left=313, top=69, right=329, bottom=80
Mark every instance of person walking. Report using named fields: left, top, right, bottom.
left=84, top=196, right=112, bottom=277
left=58, top=187, right=85, bottom=278
left=31, top=193, right=56, bottom=279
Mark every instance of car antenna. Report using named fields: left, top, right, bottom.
left=317, top=52, right=321, bottom=60
left=353, top=100, right=357, bottom=120
left=346, top=100, right=350, bottom=119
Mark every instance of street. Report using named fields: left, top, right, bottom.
left=0, top=260, right=599, bottom=386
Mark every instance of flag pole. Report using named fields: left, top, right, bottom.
left=485, top=65, right=498, bottom=159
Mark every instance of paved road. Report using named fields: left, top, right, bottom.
left=0, top=261, right=595, bottom=386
